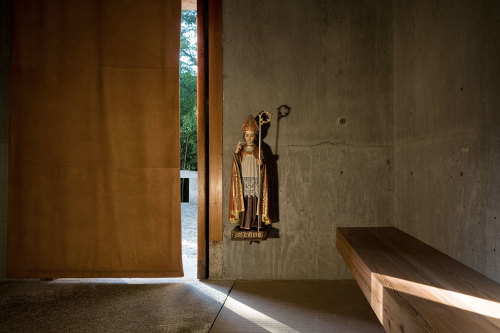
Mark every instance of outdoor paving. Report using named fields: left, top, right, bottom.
left=181, top=201, right=198, bottom=279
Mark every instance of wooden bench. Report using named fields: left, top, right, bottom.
left=336, top=227, right=500, bottom=333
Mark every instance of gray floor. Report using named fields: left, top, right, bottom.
left=211, top=280, right=384, bottom=333
left=0, top=279, right=234, bottom=333
left=0, top=279, right=384, bottom=332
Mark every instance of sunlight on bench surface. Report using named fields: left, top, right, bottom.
left=337, top=227, right=500, bottom=333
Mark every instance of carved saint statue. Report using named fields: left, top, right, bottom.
left=229, top=115, right=270, bottom=230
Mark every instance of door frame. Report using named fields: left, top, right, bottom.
left=197, top=0, right=222, bottom=279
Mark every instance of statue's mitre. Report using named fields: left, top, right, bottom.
left=241, top=116, right=259, bottom=134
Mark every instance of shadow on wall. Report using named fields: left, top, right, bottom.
left=258, top=105, right=292, bottom=227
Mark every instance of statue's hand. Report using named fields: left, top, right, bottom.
left=257, top=158, right=263, bottom=166
left=235, top=140, right=244, bottom=153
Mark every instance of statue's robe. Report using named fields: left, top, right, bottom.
left=228, top=144, right=270, bottom=229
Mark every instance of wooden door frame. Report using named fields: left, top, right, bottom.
left=197, top=0, right=222, bottom=279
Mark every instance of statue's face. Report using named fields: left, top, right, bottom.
left=244, top=132, right=256, bottom=145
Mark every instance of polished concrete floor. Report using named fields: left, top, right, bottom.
left=212, top=280, right=384, bottom=333
left=0, top=279, right=383, bottom=332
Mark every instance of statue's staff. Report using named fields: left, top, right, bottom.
left=257, top=110, right=272, bottom=232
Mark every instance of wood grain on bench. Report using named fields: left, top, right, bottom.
left=336, top=227, right=500, bottom=333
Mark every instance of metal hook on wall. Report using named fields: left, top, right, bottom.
left=274, top=104, right=291, bottom=159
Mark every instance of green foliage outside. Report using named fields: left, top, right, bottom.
left=180, top=11, right=197, bottom=171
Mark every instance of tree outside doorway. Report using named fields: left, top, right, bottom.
left=180, top=10, right=197, bottom=172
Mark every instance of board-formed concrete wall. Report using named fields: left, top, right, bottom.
left=220, top=0, right=394, bottom=279
left=393, top=0, right=500, bottom=282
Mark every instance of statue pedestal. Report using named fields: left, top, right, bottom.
left=231, top=227, right=268, bottom=241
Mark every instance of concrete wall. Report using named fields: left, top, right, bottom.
left=180, top=170, right=198, bottom=203
left=0, top=0, right=10, bottom=279
left=393, top=0, right=500, bottom=282
left=221, top=0, right=394, bottom=279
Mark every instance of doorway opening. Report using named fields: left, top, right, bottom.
left=180, top=9, right=198, bottom=279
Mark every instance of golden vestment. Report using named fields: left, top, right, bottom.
left=228, top=144, right=270, bottom=228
